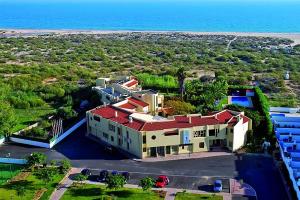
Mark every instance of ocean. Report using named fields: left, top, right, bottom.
left=1, top=1, right=300, bottom=33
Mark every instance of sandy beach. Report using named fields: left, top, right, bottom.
left=1, top=29, right=300, bottom=45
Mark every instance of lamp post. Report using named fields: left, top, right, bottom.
left=6, top=153, right=12, bottom=179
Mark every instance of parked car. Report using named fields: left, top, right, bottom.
left=155, top=175, right=169, bottom=188
left=111, top=170, right=119, bottom=176
left=81, top=168, right=92, bottom=176
left=97, top=170, right=109, bottom=182
left=121, top=172, right=130, bottom=182
left=213, top=180, right=223, bottom=192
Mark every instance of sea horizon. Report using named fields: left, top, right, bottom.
left=1, top=1, right=300, bottom=33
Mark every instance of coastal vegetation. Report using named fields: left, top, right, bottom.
left=0, top=33, right=299, bottom=137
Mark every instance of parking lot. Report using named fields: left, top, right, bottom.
left=0, top=125, right=288, bottom=199
left=85, top=169, right=230, bottom=192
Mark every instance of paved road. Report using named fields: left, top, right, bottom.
left=0, top=125, right=288, bottom=199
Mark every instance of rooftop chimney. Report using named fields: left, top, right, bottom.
left=188, top=116, right=192, bottom=124
left=115, top=111, right=118, bottom=118
left=129, top=116, right=133, bottom=123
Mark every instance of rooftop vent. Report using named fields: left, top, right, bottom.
left=129, top=116, right=133, bottom=123
left=115, top=111, right=118, bottom=118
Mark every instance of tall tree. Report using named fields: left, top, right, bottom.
left=176, top=67, right=186, bottom=100
left=0, top=101, right=16, bottom=137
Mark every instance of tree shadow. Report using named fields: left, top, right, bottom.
left=69, top=186, right=105, bottom=197
left=106, top=190, right=135, bottom=198
left=1, top=180, right=35, bottom=191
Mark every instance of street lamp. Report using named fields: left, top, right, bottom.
left=6, top=153, right=12, bottom=179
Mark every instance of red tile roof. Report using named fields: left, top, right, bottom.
left=124, top=79, right=138, bottom=88
left=119, top=102, right=137, bottom=109
left=91, top=106, right=250, bottom=132
left=91, top=105, right=145, bottom=131
left=128, top=97, right=148, bottom=107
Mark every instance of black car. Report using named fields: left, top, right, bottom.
left=81, top=168, right=92, bottom=176
left=98, top=170, right=109, bottom=182
left=121, top=172, right=130, bottom=182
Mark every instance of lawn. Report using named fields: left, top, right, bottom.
left=61, top=183, right=165, bottom=200
left=175, top=192, right=223, bottom=200
left=12, top=107, right=55, bottom=133
left=0, top=167, right=65, bottom=200
left=0, top=164, right=25, bottom=185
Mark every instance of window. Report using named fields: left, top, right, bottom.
left=143, top=135, right=146, bottom=144
left=230, top=129, right=234, bottom=133
left=111, top=136, right=114, bottom=142
left=229, top=141, right=233, bottom=147
left=151, top=135, right=156, bottom=140
left=164, top=131, right=179, bottom=136
left=127, top=142, right=130, bottom=150
left=143, top=148, right=147, bottom=152
left=199, top=142, right=205, bottom=148
left=109, top=124, right=115, bottom=132
left=93, top=116, right=101, bottom=122
left=103, top=132, right=108, bottom=140
left=193, top=130, right=206, bottom=137
left=209, top=129, right=215, bottom=136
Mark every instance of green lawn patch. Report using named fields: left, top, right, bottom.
left=175, top=192, right=223, bottom=200
left=0, top=167, right=65, bottom=200
left=61, top=183, right=165, bottom=200
left=12, top=107, right=55, bottom=133
left=0, top=164, right=25, bottom=185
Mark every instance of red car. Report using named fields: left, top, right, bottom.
left=155, top=175, right=170, bottom=188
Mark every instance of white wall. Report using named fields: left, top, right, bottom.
left=0, top=158, right=27, bottom=164
left=0, top=137, right=5, bottom=145
left=270, top=107, right=299, bottom=113
left=10, top=118, right=86, bottom=149
left=232, top=121, right=248, bottom=151
left=10, top=137, right=50, bottom=148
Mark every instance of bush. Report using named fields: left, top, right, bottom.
left=59, top=159, right=71, bottom=174
left=139, top=177, right=155, bottom=191
left=106, top=175, right=126, bottom=190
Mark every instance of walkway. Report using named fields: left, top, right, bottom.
left=49, top=168, right=81, bottom=200
left=134, top=151, right=232, bottom=162
left=226, top=36, right=237, bottom=51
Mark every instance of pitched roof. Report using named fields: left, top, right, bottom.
left=128, top=97, right=148, bottom=107
left=91, top=106, right=250, bottom=132
left=124, top=79, right=138, bottom=88
left=91, top=105, right=145, bottom=131
left=119, top=102, right=137, bottom=110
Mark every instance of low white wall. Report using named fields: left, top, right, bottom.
left=0, top=137, right=5, bottom=145
left=270, top=107, right=299, bottom=113
left=0, top=158, right=27, bottom=164
left=10, top=137, right=50, bottom=148
left=9, top=118, right=86, bottom=149
left=49, top=118, right=86, bottom=148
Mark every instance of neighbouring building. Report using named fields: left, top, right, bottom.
left=86, top=102, right=252, bottom=159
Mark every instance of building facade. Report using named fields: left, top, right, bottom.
left=86, top=104, right=251, bottom=159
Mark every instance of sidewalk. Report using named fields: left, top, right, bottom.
left=134, top=151, right=233, bottom=162
left=49, top=168, right=81, bottom=200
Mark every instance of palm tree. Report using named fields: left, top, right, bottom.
left=176, top=67, right=186, bottom=100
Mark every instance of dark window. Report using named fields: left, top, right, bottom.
left=193, top=130, right=206, bottom=137
left=151, top=135, right=156, bottom=140
left=164, top=131, right=178, bottom=136
left=166, top=146, right=171, bottom=154
left=127, top=142, right=130, bottom=150
left=126, top=131, right=129, bottom=138
left=143, top=135, right=146, bottom=144
left=109, top=124, right=115, bottom=132
left=209, top=129, right=215, bottom=136
left=103, top=132, right=108, bottom=139
left=199, top=142, right=205, bottom=148
left=111, top=136, right=114, bottom=142
left=93, top=116, right=101, bottom=122
left=143, top=148, right=147, bottom=152
left=230, top=129, right=234, bottom=133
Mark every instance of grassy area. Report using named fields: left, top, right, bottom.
left=11, top=107, right=55, bottom=133
left=0, top=167, right=65, bottom=200
left=216, top=96, right=229, bottom=110
left=0, top=164, right=25, bottom=185
left=61, top=184, right=165, bottom=200
left=175, top=192, right=223, bottom=200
